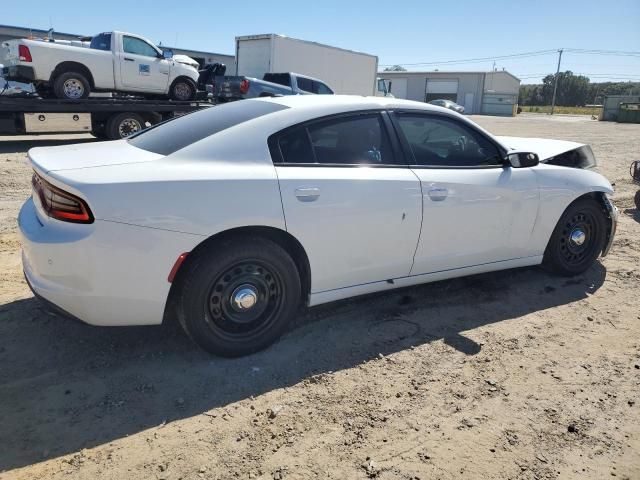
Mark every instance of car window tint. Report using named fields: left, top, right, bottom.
left=296, top=77, right=313, bottom=93
left=313, top=81, right=333, bottom=94
left=278, top=128, right=314, bottom=163
left=123, top=36, right=158, bottom=57
left=129, top=100, right=288, bottom=155
left=278, top=115, right=393, bottom=165
left=396, top=114, right=502, bottom=167
left=90, top=33, right=111, bottom=51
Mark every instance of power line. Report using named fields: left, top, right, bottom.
left=381, top=48, right=640, bottom=68
left=379, top=49, right=556, bottom=67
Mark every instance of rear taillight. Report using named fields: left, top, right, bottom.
left=32, top=173, right=94, bottom=224
left=239, top=79, right=250, bottom=94
left=19, top=45, right=32, bottom=62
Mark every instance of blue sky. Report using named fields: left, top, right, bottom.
left=4, top=0, right=639, bottom=84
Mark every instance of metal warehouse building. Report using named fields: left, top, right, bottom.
left=378, top=70, right=521, bottom=116
left=0, top=25, right=235, bottom=71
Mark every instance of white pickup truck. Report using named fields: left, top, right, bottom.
left=0, top=31, right=200, bottom=100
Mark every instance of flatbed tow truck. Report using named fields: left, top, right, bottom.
left=0, top=95, right=211, bottom=140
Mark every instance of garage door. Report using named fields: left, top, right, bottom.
left=388, top=77, right=407, bottom=99
left=481, top=93, right=517, bottom=116
left=425, top=79, right=459, bottom=102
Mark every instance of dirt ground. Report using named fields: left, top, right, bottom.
left=0, top=115, right=639, bottom=480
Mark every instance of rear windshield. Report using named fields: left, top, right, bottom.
left=263, top=73, right=291, bottom=87
left=90, top=33, right=111, bottom=51
left=128, top=100, right=288, bottom=155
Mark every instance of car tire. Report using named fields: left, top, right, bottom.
left=542, top=198, right=608, bottom=276
left=178, top=236, right=301, bottom=357
left=106, top=112, right=145, bottom=140
left=53, top=72, right=90, bottom=100
left=169, top=78, right=196, bottom=101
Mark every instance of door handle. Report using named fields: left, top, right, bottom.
left=295, top=187, right=320, bottom=202
left=427, top=187, right=448, bottom=201
left=124, top=57, right=135, bottom=62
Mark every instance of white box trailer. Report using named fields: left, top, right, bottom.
left=235, top=34, right=378, bottom=96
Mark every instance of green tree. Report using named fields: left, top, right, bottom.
left=383, top=65, right=407, bottom=72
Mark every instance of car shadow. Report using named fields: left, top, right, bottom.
left=0, top=263, right=606, bottom=472
left=0, top=136, right=97, bottom=154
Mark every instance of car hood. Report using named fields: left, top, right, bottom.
left=495, top=136, right=584, bottom=161
left=173, top=54, right=200, bottom=69
left=28, top=139, right=163, bottom=174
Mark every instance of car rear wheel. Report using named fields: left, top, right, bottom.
left=53, top=72, right=90, bottom=100
left=543, top=198, right=607, bottom=276
left=178, top=236, right=301, bottom=357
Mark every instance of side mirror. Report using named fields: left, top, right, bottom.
left=162, top=49, right=173, bottom=59
left=506, top=151, right=539, bottom=168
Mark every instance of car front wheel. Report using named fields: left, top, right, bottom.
left=178, top=236, right=301, bottom=357
left=543, top=198, right=608, bottom=276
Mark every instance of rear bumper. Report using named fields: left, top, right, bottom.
left=2, top=65, right=36, bottom=83
left=19, top=197, right=200, bottom=326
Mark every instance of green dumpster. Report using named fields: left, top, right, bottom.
left=618, top=103, right=640, bottom=123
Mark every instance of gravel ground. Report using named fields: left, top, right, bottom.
left=0, top=115, right=639, bottom=480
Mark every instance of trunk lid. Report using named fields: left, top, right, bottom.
left=28, top=139, right=163, bottom=173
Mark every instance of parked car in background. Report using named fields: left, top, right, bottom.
left=213, top=72, right=333, bottom=102
left=19, top=96, right=617, bottom=357
left=428, top=99, right=465, bottom=113
left=1, top=31, right=200, bottom=100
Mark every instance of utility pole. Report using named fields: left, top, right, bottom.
left=550, top=49, right=563, bottom=115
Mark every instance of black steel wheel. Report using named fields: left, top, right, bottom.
left=178, top=236, right=301, bottom=357
left=543, top=198, right=607, bottom=276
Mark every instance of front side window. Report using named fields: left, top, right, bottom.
left=123, top=36, right=159, bottom=58
left=276, top=114, right=393, bottom=165
left=395, top=114, right=502, bottom=167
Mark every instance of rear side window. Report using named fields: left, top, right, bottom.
left=128, top=100, right=288, bottom=155
left=90, top=33, right=111, bottom=51
left=275, top=114, right=394, bottom=165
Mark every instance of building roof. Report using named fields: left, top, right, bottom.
left=379, top=70, right=520, bottom=82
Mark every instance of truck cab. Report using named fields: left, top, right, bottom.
left=1, top=31, right=199, bottom=100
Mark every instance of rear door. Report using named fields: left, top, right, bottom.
left=272, top=112, right=422, bottom=293
left=117, top=35, right=169, bottom=92
left=392, top=111, right=539, bottom=274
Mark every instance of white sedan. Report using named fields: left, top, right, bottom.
left=19, top=96, right=617, bottom=356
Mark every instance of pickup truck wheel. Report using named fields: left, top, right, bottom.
left=53, top=72, right=90, bottom=100
left=106, top=112, right=145, bottom=140
left=542, top=198, right=607, bottom=276
left=170, top=78, right=196, bottom=101
left=178, top=236, right=301, bottom=357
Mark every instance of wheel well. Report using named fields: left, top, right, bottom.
left=163, top=226, right=311, bottom=323
left=560, top=191, right=613, bottom=253
left=51, top=62, right=95, bottom=88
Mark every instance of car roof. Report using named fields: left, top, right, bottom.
left=259, top=94, right=449, bottom=115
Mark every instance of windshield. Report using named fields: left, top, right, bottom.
left=128, top=100, right=289, bottom=155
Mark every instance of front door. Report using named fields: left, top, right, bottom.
left=392, top=111, right=539, bottom=275
left=272, top=112, right=422, bottom=293
left=118, top=35, right=169, bottom=92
